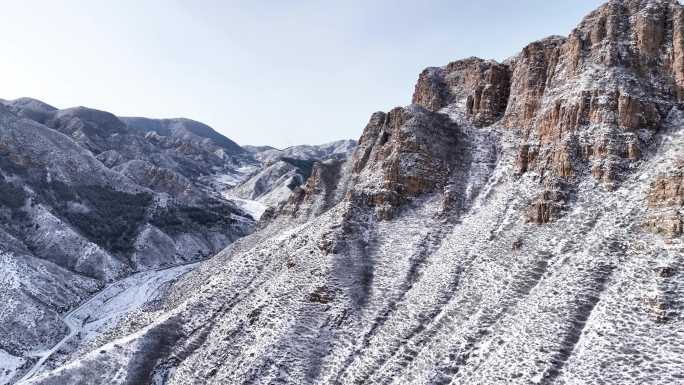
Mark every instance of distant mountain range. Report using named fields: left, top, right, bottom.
left=3, top=1, right=684, bottom=384
left=0, top=96, right=356, bottom=384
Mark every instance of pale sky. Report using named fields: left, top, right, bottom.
left=0, top=0, right=605, bottom=148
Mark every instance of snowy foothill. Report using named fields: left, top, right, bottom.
left=14, top=263, right=198, bottom=384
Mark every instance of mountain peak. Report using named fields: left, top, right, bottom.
left=120, top=116, right=245, bottom=154
left=4, top=2, right=684, bottom=385
left=6, top=97, right=57, bottom=112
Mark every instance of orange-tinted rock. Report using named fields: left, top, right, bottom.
left=644, top=162, right=684, bottom=238
left=635, top=6, right=665, bottom=64
left=526, top=184, right=567, bottom=224
left=673, top=6, right=684, bottom=100
left=503, top=36, right=565, bottom=130
left=501, top=0, right=681, bottom=184
left=647, top=167, right=684, bottom=208
left=617, top=92, right=661, bottom=131
left=350, top=105, right=460, bottom=219
left=553, top=149, right=574, bottom=178
left=412, top=68, right=449, bottom=112
left=412, top=58, right=510, bottom=126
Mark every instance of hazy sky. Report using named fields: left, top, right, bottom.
left=0, top=0, right=605, bottom=148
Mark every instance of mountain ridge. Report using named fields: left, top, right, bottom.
left=4, top=0, right=684, bottom=384
left=0, top=94, right=359, bottom=384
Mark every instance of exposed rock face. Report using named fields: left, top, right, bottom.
left=350, top=106, right=460, bottom=218
left=644, top=161, right=684, bottom=237
left=416, top=0, right=684, bottom=225
left=413, top=58, right=511, bottom=126
left=11, top=2, right=684, bottom=385
left=647, top=163, right=684, bottom=207
left=227, top=141, right=357, bottom=220
left=415, top=0, right=683, bottom=193
left=506, top=0, right=684, bottom=189
left=525, top=183, right=568, bottom=224
left=281, top=158, right=350, bottom=219
left=503, top=36, right=565, bottom=130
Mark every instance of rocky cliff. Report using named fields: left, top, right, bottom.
left=10, top=1, right=684, bottom=385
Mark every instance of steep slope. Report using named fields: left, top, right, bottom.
left=17, top=1, right=684, bottom=384
left=227, top=159, right=306, bottom=208
left=230, top=140, right=357, bottom=210
left=0, top=101, right=256, bottom=384
left=246, top=139, right=357, bottom=164
left=228, top=140, right=357, bottom=217
left=0, top=102, right=254, bottom=276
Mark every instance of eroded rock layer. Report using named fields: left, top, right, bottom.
left=16, top=1, right=684, bottom=385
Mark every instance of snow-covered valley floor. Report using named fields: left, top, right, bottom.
left=228, top=197, right=268, bottom=221
left=13, top=262, right=199, bottom=385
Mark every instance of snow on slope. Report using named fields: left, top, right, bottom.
left=228, top=198, right=268, bottom=221
left=63, top=263, right=200, bottom=344
left=246, top=139, right=356, bottom=164
left=11, top=1, right=684, bottom=384
left=0, top=350, right=23, bottom=385
left=26, top=96, right=684, bottom=385
left=15, top=263, right=198, bottom=384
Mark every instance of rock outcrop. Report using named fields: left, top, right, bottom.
left=414, top=0, right=683, bottom=195
left=282, top=158, right=349, bottom=219
left=10, top=2, right=684, bottom=385
left=644, top=161, right=684, bottom=237
left=507, top=0, right=683, bottom=190
left=227, top=141, right=357, bottom=222
left=350, top=106, right=460, bottom=218
left=413, top=58, right=511, bottom=126
left=525, top=183, right=569, bottom=224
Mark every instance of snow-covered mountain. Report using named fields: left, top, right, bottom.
left=228, top=140, right=357, bottom=216
left=0, top=98, right=260, bottom=383
left=0, top=95, right=358, bottom=384
left=4, top=0, right=684, bottom=384
left=244, top=139, right=357, bottom=164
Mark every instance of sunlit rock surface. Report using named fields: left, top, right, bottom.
left=8, top=1, right=684, bottom=384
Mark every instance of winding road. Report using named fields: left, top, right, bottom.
left=15, top=262, right=199, bottom=384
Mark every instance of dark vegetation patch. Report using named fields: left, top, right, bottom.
left=0, top=179, right=30, bottom=231
left=0, top=158, right=32, bottom=235
left=38, top=180, right=153, bottom=256
left=1, top=152, right=248, bottom=259
left=0, top=179, right=28, bottom=209
left=0, top=155, right=29, bottom=177
left=150, top=199, right=242, bottom=236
